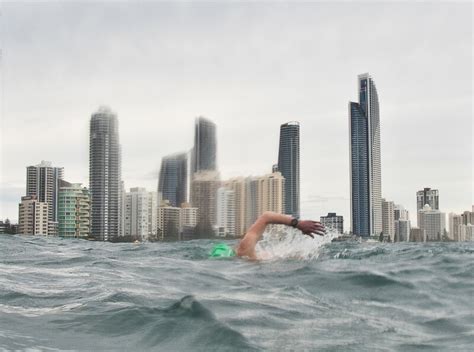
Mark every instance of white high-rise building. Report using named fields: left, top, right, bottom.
left=180, top=203, right=198, bottom=228
left=26, top=160, right=64, bottom=236
left=448, top=213, right=463, bottom=241
left=147, top=191, right=158, bottom=238
left=124, top=187, right=149, bottom=241
left=18, top=196, right=49, bottom=235
left=58, top=180, right=90, bottom=238
left=416, top=188, right=439, bottom=227
left=119, top=181, right=126, bottom=237
left=382, top=199, right=395, bottom=240
left=222, top=177, right=248, bottom=237
left=256, top=172, right=285, bottom=216
left=419, top=205, right=446, bottom=241
left=394, top=204, right=409, bottom=221
left=222, top=172, right=285, bottom=237
left=216, top=187, right=236, bottom=237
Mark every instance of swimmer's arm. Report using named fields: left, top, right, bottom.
left=236, top=212, right=325, bottom=258
left=236, top=212, right=285, bottom=258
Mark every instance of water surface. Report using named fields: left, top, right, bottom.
left=1, top=233, right=472, bottom=351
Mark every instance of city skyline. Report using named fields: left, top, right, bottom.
left=0, top=2, right=472, bottom=229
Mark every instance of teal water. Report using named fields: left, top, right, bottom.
left=0, top=233, right=473, bottom=351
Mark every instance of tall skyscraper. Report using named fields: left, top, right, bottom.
left=192, top=117, right=217, bottom=173
left=349, top=73, right=382, bottom=237
left=26, top=160, right=64, bottom=235
left=416, top=187, right=439, bottom=227
left=277, top=121, right=300, bottom=218
left=89, top=106, right=121, bottom=241
left=158, top=152, right=188, bottom=207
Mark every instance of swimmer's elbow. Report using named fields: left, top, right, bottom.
left=260, top=211, right=273, bottom=224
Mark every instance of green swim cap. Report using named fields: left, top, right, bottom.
left=209, top=243, right=236, bottom=258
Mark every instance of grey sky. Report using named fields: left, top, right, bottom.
left=0, top=1, right=472, bottom=229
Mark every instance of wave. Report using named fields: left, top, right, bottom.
left=1, top=234, right=473, bottom=351
left=255, top=228, right=339, bottom=260
left=45, top=295, right=260, bottom=351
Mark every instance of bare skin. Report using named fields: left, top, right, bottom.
left=236, top=211, right=326, bottom=260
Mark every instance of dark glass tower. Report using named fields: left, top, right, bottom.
left=191, top=117, right=217, bottom=173
left=349, top=73, right=382, bottom=237
left=277, top=121, right=300, bottom=218
left=89, top=106, right=121, bottom=241
left=158, top=152, right=188, bottom=207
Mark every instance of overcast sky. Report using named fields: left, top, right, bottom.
left=0, top=1, right=472, bottom=229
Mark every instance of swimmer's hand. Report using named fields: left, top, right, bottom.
left=297, top=220, right=326, bottom=238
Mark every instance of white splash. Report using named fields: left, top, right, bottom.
left=255, top=227, right=339, bottom=261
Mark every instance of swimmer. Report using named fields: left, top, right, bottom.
left=210, top=211, right=326, bottom=260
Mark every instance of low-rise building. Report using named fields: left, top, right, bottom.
left=459, top=223, right=474, bottom=241
left=157, top=201, right=181, bottom=241
left=409, top=227, right=423, bottom=242
left=395, top=219, right=411, bottom=242
left=419, top=205, right=446, bottom=241
left=320, top=213, right=344, bottom=234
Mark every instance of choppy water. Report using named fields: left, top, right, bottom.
left=1, top=232, right=473, bottom=351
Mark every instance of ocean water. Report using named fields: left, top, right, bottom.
left=0, top=232, right=473, bottom=351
